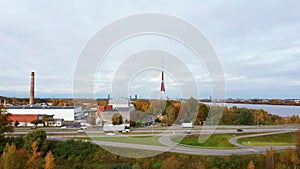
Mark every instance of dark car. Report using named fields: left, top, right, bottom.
left=237, top=129, right=243, bottom=132
left=183, top=131, right=191, bottom=134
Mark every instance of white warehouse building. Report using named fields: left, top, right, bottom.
left=6, top=106, right=83, bottom=121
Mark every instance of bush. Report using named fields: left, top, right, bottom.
left=111, top=163, right=131, bottom=169
left=52, top=139, right=98, bottom=161
left=0, top=137, right=24, bottom=154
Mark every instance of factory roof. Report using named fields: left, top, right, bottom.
left=8, top=114, right=38, bottom=122
left=6, top=105, right=77, bottom=109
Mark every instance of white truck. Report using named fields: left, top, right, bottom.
left=181, top=122, right=193, bottom=128
left=103, top=124, right=130, bottom=132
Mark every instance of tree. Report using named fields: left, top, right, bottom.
left=296, top=130, right=300, bottom=156
left=290, top=152, right=300, bottom=169
left=161, top=156, right=179, bottom=169
left=0, top=106, right=13, bottom=136
left=247, top=160, right=255, bottom=169
left=196, top=104, right=209, bottom=125
left=166, top=104, right=176, bottom=126
left=26, top=141, right=42, bottom=169
left=134, top=100, right=150, bottom=112
left=14, top=121, right=20, bottom=127
left=111, top=113, right=123, bottom=125
left=97, top=99, right=108, bottom=107
left=0, top=143, right=28, bottom=169
left=52, top=139, right=98, bottom=162
left=51, top=99, right=59, bottom=106
left=266, top=148, right=275, bottom=169
left=238, top=108, right=254, bottom=125
left=23, top=129, right=47, bottom=151
left=0, top=143, right=17, bottom=169
left=44, top=151, right=55, bottom=169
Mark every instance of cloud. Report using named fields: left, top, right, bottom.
left=0, top=1, right=299, bottom=99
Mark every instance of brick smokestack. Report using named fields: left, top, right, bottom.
left=29, top=72, right=35, bottom=105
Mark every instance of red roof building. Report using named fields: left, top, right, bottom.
left=8, top=114, right=38, bottom=123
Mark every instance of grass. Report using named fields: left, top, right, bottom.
left=237, top=132, right=295, bottom=146
left=172, top=134, right=238, bottom=148
left=78, top=136, right=164, bottom=146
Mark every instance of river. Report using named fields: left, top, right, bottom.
left=202, top=102, right=300, bottom=117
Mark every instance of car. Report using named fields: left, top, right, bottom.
left=77, top=128, right=86, bottom=133
left=122, top=126, right=130, bottom=132
left=107, top=132, right=116, bottom=136
left=183, top=131, right=191, bottom=134
left=237, top=129, right=243, bottom=132
left=60, top=126, right=67, bottom=129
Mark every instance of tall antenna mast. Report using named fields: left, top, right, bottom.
left=160, top=58, right=166, bottom=100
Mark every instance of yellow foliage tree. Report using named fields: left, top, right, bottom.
left=44, top=151, right=55, bottom=169
left=0, top=143, right=17, bottom=169
left=26, top=141, right=42, bottom=169
left=296, top=130, right=300, bottom=155
left=290, top=152, right=300, bottom=169
left=161, top=156, right=179, bottom=169
left=247, top=160, right=255, bottom=169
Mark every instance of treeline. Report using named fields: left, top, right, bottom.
left=1, top=129, right=300, bottom=169
left=133, top=98, right=300, bottom=126
left=226, top=99, right=300, bottom=106
left=0, top=96, right=75, bottom=107
left=0, top=96, right=111, bottom=110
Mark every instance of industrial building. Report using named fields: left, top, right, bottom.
left=6, top=105, right=83, bottom=121
left=97, top=98, right=135, bottom=125
left=5, top=72, right=83, bottom=125
left=8, top=114, right=64, bottom=127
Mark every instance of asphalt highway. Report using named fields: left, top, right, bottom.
left=8, top=126, right=298, bottom=156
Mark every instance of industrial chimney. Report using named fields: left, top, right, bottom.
left=29, top=72, right=35, bottom=105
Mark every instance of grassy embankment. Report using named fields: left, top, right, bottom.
left=172, top=134, right=238, bottom=148
left=77, top=136, right=164, bottom=146
left=237, top=132, right=295, bottom=146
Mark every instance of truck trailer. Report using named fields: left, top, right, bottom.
left=103, top=124, right=130, bottom=132
left=181, top=122, right=193, bottom=128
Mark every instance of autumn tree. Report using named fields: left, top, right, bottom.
left=97, top=99, right=108, bottom=107
left=195, top=104, right=209, bottom=125
left=266, top=148, right=276, bottom=169
left=111, top=113, right=123, bottom=125
left=51, top=99, right=59, bottom=106
left=161, top=156, right=179, bottom=169
left=44, top=151, right=55, bottom=169
left=134, top=100, right=150, bottom=112
left=165, top=105, right=175, bottom=126
left=0, top=143, right=18, bottom=169
left=176, top=98, right=198, bottom=124
left=185, top=97, right=199, bottom=121
left=57, top=101, right=64, bottom=107
left=0, top=106, right=13, bottom=136
left=296, top=130, right=300, bottom=156
left=247, top=160, right=255, bottom=169
left=149, top=100, right=167, bottom=116
left=290, top=151, right=300, bottom=169
left=26, top=141, right=42, bottom=169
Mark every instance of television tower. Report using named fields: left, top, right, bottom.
left=160, top=59, right=166, bottom=100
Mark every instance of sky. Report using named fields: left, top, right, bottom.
left=0, top=1, right=299, bottom=99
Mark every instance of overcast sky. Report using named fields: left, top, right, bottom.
left=0, top=1, right=299, bottom=99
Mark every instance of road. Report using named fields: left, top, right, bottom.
left=9, top=126, right=298, bottom=156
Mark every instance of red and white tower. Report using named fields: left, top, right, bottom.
left=160, top=59, right=166, bottom=100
